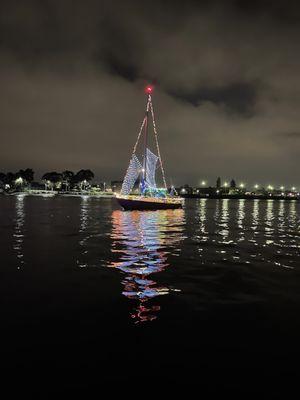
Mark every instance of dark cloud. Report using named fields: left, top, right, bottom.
left=0, top=0, right=300, bottom=186
left=167, top=82, right=258, bottom=115
left=276, top=132, right=300, bottom=140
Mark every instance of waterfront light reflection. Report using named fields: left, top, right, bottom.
left=13, top=194, right=26, bottom=269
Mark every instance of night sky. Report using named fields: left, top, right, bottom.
left=0, top=0, right=299, bottom=186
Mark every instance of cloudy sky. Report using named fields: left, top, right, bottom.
left=0, top=0, right=299, bottom=187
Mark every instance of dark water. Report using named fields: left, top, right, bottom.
left=1, top=195, right=300, bottom=394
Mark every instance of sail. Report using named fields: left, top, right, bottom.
left=145, top=148, right=159, bottom=190
left=121, top=155, right=142, bottom=195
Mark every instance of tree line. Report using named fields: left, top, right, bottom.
left=0, top=169, right=95, bottom=191
left=0, top=169, right=34, bottom=187
left=42, top=170, right=94, bottom=190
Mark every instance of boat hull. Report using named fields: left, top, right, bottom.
left=117, top=197, right=183, bottom=210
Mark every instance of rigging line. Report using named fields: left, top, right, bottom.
left=133, top=115, right=146, bottom=155
left=149, top=96, right=167, bottom=190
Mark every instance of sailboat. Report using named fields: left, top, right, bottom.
left=116, top=86, right=184, bottom=211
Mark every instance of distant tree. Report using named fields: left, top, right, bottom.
left=74, top=169, right=94, bottom=190
left=15, top=168, right=34, bottom=187
left=230, top=179, right=236, bottom=188
left=0, top=172, right=6, bottom=190
left=14, top=170, right=25, bottom=189
left=216, top=177, right=221, bottom=188
left=42, top=173, right=51, bottom=190
left=62, top=170, right=74, bottom=191
left=0, top=172, right=6, bottom=183
left=5, top=172, right=15, bottom=185
left=42, top=172, right=62, bottom=190
left=15, top=170, right=24, bottom=178
left=23, top=168, right=34, bottom=183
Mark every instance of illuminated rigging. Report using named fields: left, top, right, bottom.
left=121, top=86, right=167, bottom=196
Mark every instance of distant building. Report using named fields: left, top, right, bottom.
left=178, top=184, right=193, bottom=195
left=193, top=186, right=215, bottom=196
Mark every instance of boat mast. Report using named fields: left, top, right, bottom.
left=142, top=86, right=152, bottom=193
left=149, top=90, right=168, bottom=190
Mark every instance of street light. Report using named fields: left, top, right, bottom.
left=224, top=182, right=228, bottom=187
left=291, top=186, right=296, bottom=191
left=240, top=183, right=245, bottom=188
left=15, top=177, right=23, bottom=185
left=267, top=185, right=273, bottom=190
left=280, top=186, right=284, bottom=191
left=201, top=180, right=206, bottom=186
left=254, top=184, right=259, bottom=189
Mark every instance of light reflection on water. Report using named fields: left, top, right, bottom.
left=1, top=197, right=300, bottom=388
left=77, top=196, right=93, bottom=267
left=252, top=200, right=260, bottom=231
left=13, top=194, right=26, bottom=269
left=7, top=196, right=300, bottom=320
left=109, top=209, right=185, bottom=323
left=192, top=198, right=299, bottom=269
left=79, top=196, right=90, bottom=234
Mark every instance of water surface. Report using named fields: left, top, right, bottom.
left=1, top=195, right=299, bottom=393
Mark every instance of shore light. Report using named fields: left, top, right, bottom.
left=254, top=184, right=259, bottom=189
left=201, top=181, right=206, bottom=186
left=291, top=186, right=296, bottom=191
left=15, top=177, right=23, bottom=185
left=267, top=185, right=274, bottom=190
left=280, top=186, right=285, bottom=190
left=240, top=183, right=245, bottom=188
left=224, top=182, right=228, bottom=187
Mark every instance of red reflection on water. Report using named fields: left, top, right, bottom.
left=131, top=303, right=161, bottom=323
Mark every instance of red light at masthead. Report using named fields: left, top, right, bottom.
left=145, top=85, right=153, bottom=94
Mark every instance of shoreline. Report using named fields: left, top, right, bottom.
left=1, top=190, right=299, bottom=201
left=0, top=190, right=116, bottom=198
left=182, top=194, right=299, bottom=201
